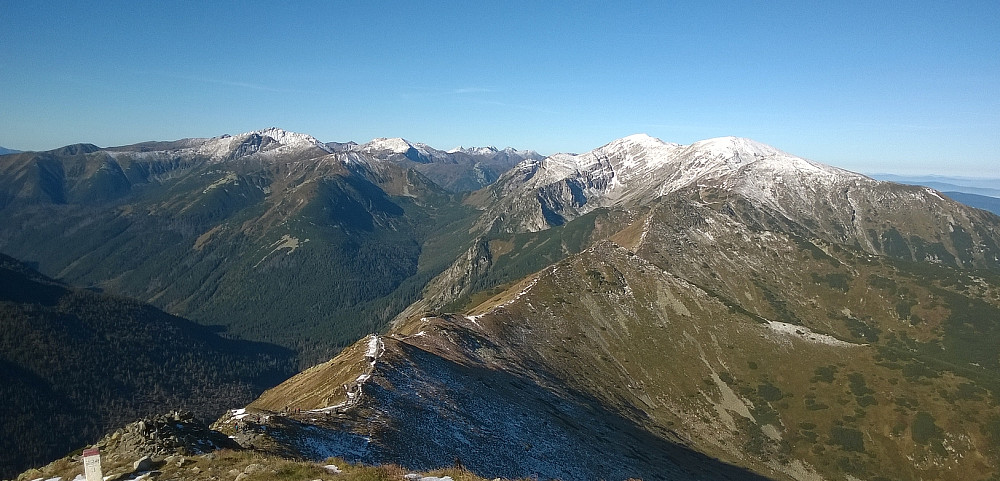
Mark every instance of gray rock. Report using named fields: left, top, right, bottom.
left=133, top=455, right=153, bottom=472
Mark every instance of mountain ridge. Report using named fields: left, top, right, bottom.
left=6, top=128, right=1000, bottom=481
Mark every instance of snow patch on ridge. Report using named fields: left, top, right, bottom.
left=309, top=334, right=383, bottom=414
left=766, top=321, right=860, bottom=347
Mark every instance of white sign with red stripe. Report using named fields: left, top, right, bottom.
left=82, top=448, right=103, bottom=481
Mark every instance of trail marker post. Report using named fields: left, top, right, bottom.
left=82, top=448, right=103, bottom=481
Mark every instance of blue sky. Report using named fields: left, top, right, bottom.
left=1, top=1, right=997, bottom=175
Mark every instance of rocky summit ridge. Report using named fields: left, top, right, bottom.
left=470, top=133, right=876, bottom=234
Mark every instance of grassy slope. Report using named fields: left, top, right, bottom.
left=456, top=202, right=1000, bottom=480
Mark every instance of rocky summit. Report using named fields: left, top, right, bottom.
left=5, top=130, right=1000, bottom=481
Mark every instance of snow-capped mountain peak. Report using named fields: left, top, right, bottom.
left=193, top=128, right=334, bottom=160
left=251, top=127, right=333, bottom=153
left=685, top=136, right=784, bottom=160
left=479, top=133, right=879, bottom=233
left=361, top=137, right=416, bottom=154
left=448, top=145, right=500, bottom=155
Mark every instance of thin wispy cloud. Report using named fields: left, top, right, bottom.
left=166, top=73, right=323, bottom=95
left=400, top=86, right=496, bottom=99
left=452, top=87, right=494, bottom=94
left=475, top=99, right=559, bottom=115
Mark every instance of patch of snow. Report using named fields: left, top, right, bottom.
left=254, top=127, right=334, bottom=153
left=292, top=425, right=370, bottom=460
left=193, top=128, right=333, bottom=160
left=636, top=214, right=652, bottom=248
left=924, top=187, right=944, bottom=201
left=356, top=137, right=450, bottom=162
left=362, top=137, right=414, bottom=153
left=365, top=334, right=381, bottom=360
left=766, top=321, right=861, bottom=347
left=449, top=145, right=499, bottom=155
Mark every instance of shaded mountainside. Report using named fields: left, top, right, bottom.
left=0, top=253, right=296, bottom=479
left=0, top=129, right=483, bottom=364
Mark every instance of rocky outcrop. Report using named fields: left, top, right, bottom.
left=94, top=411, right=239, bottom=464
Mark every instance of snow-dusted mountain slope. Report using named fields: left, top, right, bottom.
left=356, top=137, right=450, bottom=163
left=105, top=127, right=334, bottom=163
left=468, top=134, right=995, bottom=256
left=350, top=137, right=543, bottom=191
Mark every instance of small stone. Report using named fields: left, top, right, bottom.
left=134, top=456, right=154, bottom=472
left=236, top=473, right=249, bottom=481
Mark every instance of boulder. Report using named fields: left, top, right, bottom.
left=133, top=456, right=153, bottom=472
